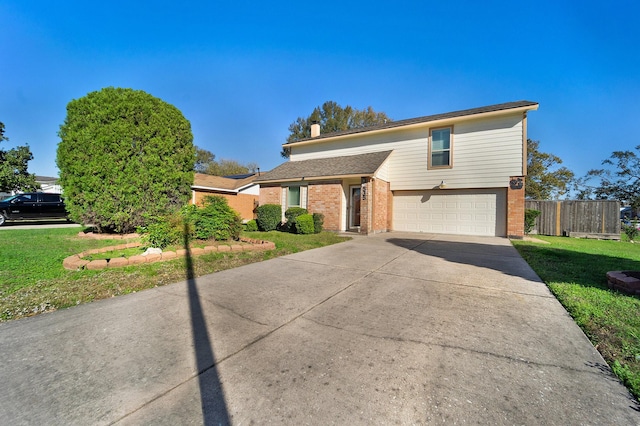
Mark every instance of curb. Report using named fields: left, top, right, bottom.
left=63, top=238, right=277, bottom=270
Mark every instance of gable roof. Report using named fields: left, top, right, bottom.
left=285, top=100, right=538, bottom=147
left=255, top=151, right=393, bottom=183
left=193, top=173, right=258, bottom=192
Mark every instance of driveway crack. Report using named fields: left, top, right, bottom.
left=300, top=316, right=603, bottom=376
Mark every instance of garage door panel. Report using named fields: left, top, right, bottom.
left=393, top=189, right=506, bottom=237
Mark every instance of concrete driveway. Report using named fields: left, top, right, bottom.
left=1, top=232, right=638, bottom=424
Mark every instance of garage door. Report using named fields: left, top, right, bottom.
left=393, top=189, right=506, bottom=236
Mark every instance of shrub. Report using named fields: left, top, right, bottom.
left=192, top=195, right=242, bottom=241
left=284, top=207, right=308, bottom=233
left=245, top=219, right=258, bottom=232
left=524, top=209, right=541, bottom=234
left=312, top=213, right=324, bottom=234
left=295, top=214, right=315, bottom=234
left=139, top=212, right=187, bottom=249
left=256, top=204, right=281, bottom=231
left=623, top=224, right=639, bottom=242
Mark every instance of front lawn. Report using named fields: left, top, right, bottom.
left=512, top=236, right=640, bottom=399
left=0, top=228, right=349, bottom=322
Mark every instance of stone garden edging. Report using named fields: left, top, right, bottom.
left=606, top=271, right=640, bottom=296
left=63, top=237, right=276, bottom=271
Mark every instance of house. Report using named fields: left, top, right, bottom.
left=255, top=100, right=539, bottom=238
left=191, top=173, right=259, bottom=221
left=35, top=176, right=63, bottom=193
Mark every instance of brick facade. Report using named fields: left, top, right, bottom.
left=359, top=178, right=391, bottom=235
left=307, top=181, right=343, bottom=231
left=507, top=176, right=525, bottom=238
left=373, top=179, right=391, bottom=233
left=259, top=185, right=282, bottom=206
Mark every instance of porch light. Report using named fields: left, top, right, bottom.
left=439, top=180, right=446, bottom=189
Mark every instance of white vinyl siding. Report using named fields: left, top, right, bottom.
left=290, top=114, right=524, bottom=191
left=393, top=189, right=506, bottom=236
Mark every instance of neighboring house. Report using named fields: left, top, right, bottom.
left=0, top=176, right=62, bottom=199
left=35, top=176, right=62, bottom=193
left=255, top=100, right=538, bottom=238
left=191, top=173, right=259, bottom=221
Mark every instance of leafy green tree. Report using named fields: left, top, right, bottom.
left=56, top=87, right=195, bottom=233
left=195, top=147, right=216, bottom=173
left=281, top=101, right=392, bottom=157
left=583, top=146, right=640, bottom=209
left=0, top=122, right=39, bottom=193
left=195, top=146, right=259, bottom=176
left=526, top=139, right=574, bottom=200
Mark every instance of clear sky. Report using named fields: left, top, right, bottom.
left=1, top=1, right=639, bottom=180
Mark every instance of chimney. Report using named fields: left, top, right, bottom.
left=310, top=121, right=320, bottom=138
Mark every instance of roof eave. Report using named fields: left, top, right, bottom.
left=191, top=185, right=237, bottom=193
left=283, top=103, right=539, bottom=149
left=256, top=173, right=375, bottom=185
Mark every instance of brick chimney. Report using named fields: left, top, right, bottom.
left=311, top=121, right=320, bottom=138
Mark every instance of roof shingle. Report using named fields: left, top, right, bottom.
left=255, top=151, right=393, bottom=183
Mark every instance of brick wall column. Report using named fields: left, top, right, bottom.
left=507, top=176, right=525, bottom=239
left=360, top=178, right=372, bottom=234
left=372, top=178, right=391, bottom=233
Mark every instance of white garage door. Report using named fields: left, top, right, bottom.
left=393, top=189, right=506, bottom=236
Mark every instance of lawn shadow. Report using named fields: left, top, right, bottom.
left=184, top=226, right=231, bottom=425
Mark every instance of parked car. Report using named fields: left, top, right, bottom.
left=0, top=192, right=68, bottom=226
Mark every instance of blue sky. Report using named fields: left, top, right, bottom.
left=1, top=1, right=639, bottom=180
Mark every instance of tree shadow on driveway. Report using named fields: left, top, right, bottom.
left=184, top=227, right=231, bottom=425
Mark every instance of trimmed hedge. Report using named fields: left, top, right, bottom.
left=285, top=207, right=308, bottom=233
left=256, top=204, right=282, bottom=231
left=245, top=219, right=258, bottom=232
left=295, top=214, right=315, bottom=234
left=312, top=213, right=324, bottom=234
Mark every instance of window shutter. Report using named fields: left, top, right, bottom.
left=281, top=187, right=287, bottom=220
left=301, top=186, right=307, bottom=209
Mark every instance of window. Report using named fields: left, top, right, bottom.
left=429, top=127, right=452, bottom=169
left=287, top=186, right=300, bottom=208
left=42, top=194, right=61, bottom=203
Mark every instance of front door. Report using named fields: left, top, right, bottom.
left=349, top=186, right=361, bottom=229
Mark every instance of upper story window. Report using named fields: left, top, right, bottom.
left=429, top=127, right=453, bottom=169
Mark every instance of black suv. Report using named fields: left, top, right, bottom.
left=0, top=193, right=68, bottom=226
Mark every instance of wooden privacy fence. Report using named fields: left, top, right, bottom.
left=525, top=200, right=621, bottom=239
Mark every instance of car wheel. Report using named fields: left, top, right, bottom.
left=0, top=213, right=6, bottom=226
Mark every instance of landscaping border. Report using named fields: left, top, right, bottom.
left=606, top=271, right=640, bottom=296
left=63, top=237, right=276, bottom=270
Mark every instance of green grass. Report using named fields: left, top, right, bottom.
left=0, top=228, right=349, bottom=321
left=512, top=236, right=640, bottom=399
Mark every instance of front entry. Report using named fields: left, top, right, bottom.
left=349, top=186, right=361, bottom=230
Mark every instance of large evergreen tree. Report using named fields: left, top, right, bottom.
left=281, top=101, right=392, bottom=158
left=0, top=122, right=39, bottom=193
left=56, top=87, right=195, bottom=233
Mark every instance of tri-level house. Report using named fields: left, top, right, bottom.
left=255, top=100, right=538, bottom=238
